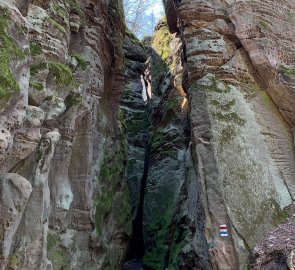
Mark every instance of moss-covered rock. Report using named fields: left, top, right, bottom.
left=29, top=81, right=44, bottom=91
left=143, top=188, right=175, bottom=269
left=150, top=19, right=173, bottom=91
left=72, top=53, right=88, bottom=70
left=69, top=0, right=86, bottom=27
left=48, top=61, right=74, bottom=87
left=30, top=41, right=43, bottom=56
left=0, top=14, right=26, bottom=107
left=30, top=62, right=48, bottom=75
left=190, top=73, right=292, bottom=257
left=94, top=189, right=114, bottom=233
left=280, top=65, right=295, bottom=78
left=47, top=16, right=66, bottom=33
left=64, top=91, right=82, bottom=108
left=94, top=138, right=131, bottom=236
left=47, top=233, right=68, bottom=270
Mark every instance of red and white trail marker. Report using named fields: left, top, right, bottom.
left=219, top=224, right=228, bottom=237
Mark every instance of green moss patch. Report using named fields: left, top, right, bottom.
left=213, top=111, right=246, bottom=126
left=259, top=20, right=268, bottom=29
left=125, top=28, right=142, bottom=46
left=150, top=132, right=165, bottom=151
left=280, top=65, right=295, bottom=77
left=101, top=247, right=123, bottom=270
left=72, top=53, right=88, bottom=70
left=30, top=41, right=43, bottom=56
left=94, top=139, right=131, bottom=235
left=100, top=161, right=121, bottom=182
left=47, top=233, right=67, bottom=269
left=109, top=0, right=125, bottom=23
left=48, top=61, right=74, bottom=86
left=47, top=17, right=66, bottom=33
left=51, top=4, right=68, bottom=18
left=152, top=19, right=172, bottom=63
left=164, top=98, right=181, bottom=112
left=65, top=91, right=82, bottom=108
left=95, top=189, right=114, bottom=233
left=29, top=81, right=44, bottom=91
left=211, top=99, right=236, bottom=111
left=151, top=20, right=173, bottom=90
left=0, top=14, right=26, bottom=106
left=8, top=252, right=23, bottom=269
left=143, top=187, right=175, bottom=269
left=113, top=185, right=132, bottom=234
left=69, top=0, right=86, bottom=27
left=220, top=127, right=237, bottom=146
left=30, top=62, right=47, bottom=75
left=167, top=224, right=187, bottom=269
left=144, top=213, right=172, bottom=269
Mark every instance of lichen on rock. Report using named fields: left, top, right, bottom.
left=1, top=0, right=295, bottom=269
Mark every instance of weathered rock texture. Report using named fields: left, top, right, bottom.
left=143, top=0, right=295, bottom=269
left=142, top=19, right=212, bottom=269
left=0, top=173, right=32, bottom=270
left=121, top=30, right=149, bottom=260
left=1, top=0, right=295, bottom=269
left=249, top=216, right=295, bottom=270
left=0, top=0, right=131, bottom=269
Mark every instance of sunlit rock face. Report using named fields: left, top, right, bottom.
left=141, top=20, right=212, bottom=269
left=152, top=0, right=295, bottom=269
left=1, top=0, right=295, bottom=269
left=0, top=0, right=131, bottom=269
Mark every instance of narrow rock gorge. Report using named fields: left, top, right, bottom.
left=1, top=0, right=295, bottom=269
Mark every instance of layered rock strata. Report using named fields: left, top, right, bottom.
left=1, top=0, right=295, bottom=269
left=142, top=19, right=212, bottom=269
left=0, top=0, right=131, bottom=269
left=120, top=30, right=149, bottom=261
left=147, top=0, right=295, bottom=268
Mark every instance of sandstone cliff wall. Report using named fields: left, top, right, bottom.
left=145, top=0, right=295, bottom=268
left=0, top=0, right=131, bottom=269
left=1, top=0, right=295, bottom=269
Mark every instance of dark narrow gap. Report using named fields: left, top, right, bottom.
left=123, top=69, right=152, bottom=268
left=128, top=142, right=150, bottom=259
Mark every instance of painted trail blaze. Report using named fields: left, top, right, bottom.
left=220, top=224, right=228, bottom=237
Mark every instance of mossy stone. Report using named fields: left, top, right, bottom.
left=0, top=14, right=26, bottom=107
left=29, top=81, right=44, bottom=91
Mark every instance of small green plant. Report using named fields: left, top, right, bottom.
left=48, top=61, right=73, bottom=86
left=65, top=91, right=82, bottom=108
left=72, top=53, right=88, bottom=70
left=9, top=254, right=18, bottom=268
left=47, top=17, right=66, bottom=33
left=29, top=81, right=44, bottom=91
left=280, top=65, right=295, bottom=77
left=30, top=41, right=43, bottom=56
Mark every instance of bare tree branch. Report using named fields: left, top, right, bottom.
left=123, top=0, right=164, bottom=37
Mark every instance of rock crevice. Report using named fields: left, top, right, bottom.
left=1, top=0, right=295, bottom=269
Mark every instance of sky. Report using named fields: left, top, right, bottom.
left=146, top=1, right=164, bottom=18
left=124, top=0, right=165, bottom=38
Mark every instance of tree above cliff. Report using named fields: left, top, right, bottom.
left=123, top=0, right=164, bottom=38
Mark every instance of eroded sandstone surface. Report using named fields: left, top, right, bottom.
left=0, top=0, right=295, bottom=269
left=152, top=0, right=295, bottom=268
left=0, top=0, right=130, bottom=268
